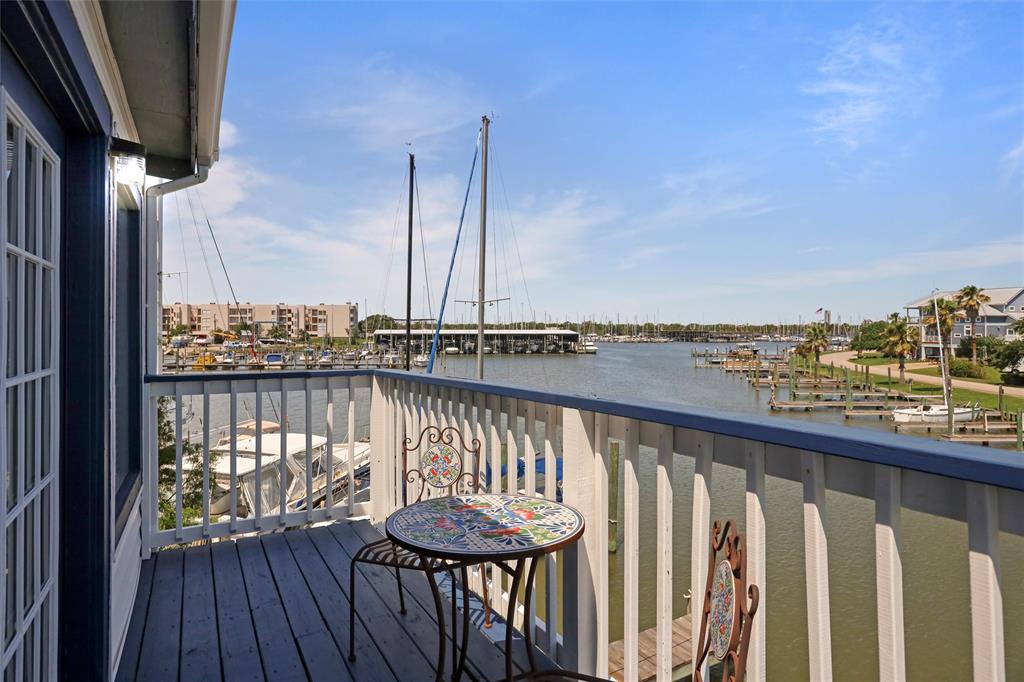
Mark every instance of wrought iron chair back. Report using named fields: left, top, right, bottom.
left=402, top=425, right=483, bottom=504
left=693, top=519, right=760, bottom=682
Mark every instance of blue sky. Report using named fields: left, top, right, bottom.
left=162, top=1, right=1024, bottom=325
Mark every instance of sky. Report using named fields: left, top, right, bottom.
left=160, top=1, right=1024, bottom=325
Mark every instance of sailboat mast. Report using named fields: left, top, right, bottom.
left=476, top=116, right=490, bottom=380
left=405, top=152, right=415, bottom=371
left=933, top=292, right=950, bottom=409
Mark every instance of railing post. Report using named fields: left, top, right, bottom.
left=744, top=440, right=767, bottom=682
left=561, top=407, right=599, bottom=675
left=802, top=450, right=833, bottom=681
left=690, top=431, right=713, bottom=680
left=967, top=483, right=1005, bottom=682
left=141, top=386, right=157, bottom=559
left=370, top=374, right=389, bottom=524
left=874, top=465, right=906, bottom=681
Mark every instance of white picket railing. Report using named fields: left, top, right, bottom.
left=143, top=369, right=1024, bottom=682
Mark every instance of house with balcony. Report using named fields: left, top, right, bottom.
left=2, top=2, right=1023, bottom=681
left=905, top=287, right=1024, bottom=359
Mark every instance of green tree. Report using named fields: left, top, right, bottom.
left=296, top=330, right=312, bottom=345
left=359, top=314, right=396, bottom=338
left=954, top=285, right=990, bottom=365
left=850, top=320, right=887, bottom=353
left=269, top=324, right=287, bottom=340
left=169, top=323, right=189, bottom=337
left=882, top=313, right=919, bottom=383
left=995, top=340, right=1024, bottom=384
left=1011, top=318, right=1024, bottom=336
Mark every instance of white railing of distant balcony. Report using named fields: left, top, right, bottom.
left=143, top=368, right=1024, bottom=682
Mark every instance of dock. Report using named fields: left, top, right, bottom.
left=608, top=615, right=693, bottom=682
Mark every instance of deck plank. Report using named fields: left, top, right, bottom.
left=341, top=519, right=519, bottom=681
left=306, top=525, right=444, bottom=681
left=236, top=537, right=307, bottom=682
left=135, top=550, right=184, bottom=682
left=181, top=546, right=222, bottom=681
left=282, top=530, right=404, bottom=682
left=210, top=542, right=265, bottom=682
left=259, top=533, right=352, bottom=682
left=114, top=557, right=155, bottom=682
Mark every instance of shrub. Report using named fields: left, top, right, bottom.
left=948, top=358, right=986, bottom=379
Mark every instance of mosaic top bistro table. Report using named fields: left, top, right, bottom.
left=385, top=493, right=589, bottom=681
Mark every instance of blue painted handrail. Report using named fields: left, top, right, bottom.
left=144, top=368, right=1024, bottom=492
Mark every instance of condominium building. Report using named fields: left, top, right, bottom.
left=162, top=301, right=359, bottom=340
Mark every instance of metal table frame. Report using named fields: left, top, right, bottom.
left=386, top=494, right=607, bottom=681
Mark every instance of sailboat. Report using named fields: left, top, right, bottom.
left=892, top=295, right=974, bottom=424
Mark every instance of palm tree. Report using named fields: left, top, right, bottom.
left=803, top=323, right=829, bottom=377
left=1011, top=317, right=1024, bottom=337
left=882, top=314, right=919, bottom=382
left=954, top=285, right=990, bottom=365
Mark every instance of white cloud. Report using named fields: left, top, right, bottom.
left=805, top=20, right=936, bottom=149
left=1004, top=138, right=1024, bottom=182
left=219, top=120, right=240, bottom=150
left=162, top=149, right=612, bottom=320
left=316, top=57, right=484, bottom=154
left=658, top=164, right=777, bottom=226
left=614, top=243, right=685, bottom=271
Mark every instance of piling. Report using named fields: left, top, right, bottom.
left=1018, top=411, right=1023, bottom=452
left=844, top=368, right=852, bottom=410
left=998, top=386, right=1005, bottom=416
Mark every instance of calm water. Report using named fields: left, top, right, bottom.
left=186, top=342, right=1023, bottom=680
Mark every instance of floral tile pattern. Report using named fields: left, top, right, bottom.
left=387, top=493, right=584, bottom=558
left=709, top=559, right=735, bottom=660
left=420, top=443, right=462, bottom=488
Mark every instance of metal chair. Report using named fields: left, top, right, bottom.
left=348, top=424, right=491, bottom=663
left=693, top=519, right=760, bottom=682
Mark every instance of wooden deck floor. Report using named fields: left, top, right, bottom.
left=115, top=519, right=559, bottom=681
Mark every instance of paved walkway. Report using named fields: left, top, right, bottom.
left=826, top=351, right=1024, bottom=399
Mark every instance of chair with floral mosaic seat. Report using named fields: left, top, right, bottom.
left=348, top=425, right=490, bottom=662
left=693, top=519, right=760, bottom=682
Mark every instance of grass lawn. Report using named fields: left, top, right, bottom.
left=808, top=361, right=1024, bottom=413
left=849, top=355, right=901, bottom=366
left=909, top=365, right=1005, bottom=386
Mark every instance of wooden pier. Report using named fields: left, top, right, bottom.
left=608, top=615, right=693, bottom=682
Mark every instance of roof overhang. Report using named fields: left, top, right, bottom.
left=100, top=0, right=235, bottom=179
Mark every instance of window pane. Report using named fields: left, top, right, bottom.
left=23, top=143, right=35, bottom=255
left=23, top=262, right=35, bottom=374
left=39, top=378, right=49, bottom=479
left=39, top=595, right=48, bottom=682
left=23, top=501, right=33, bottom=615
left=5, top=123, right=17, bottom=246
left=40, top=270, right=50, bottom=370
left=7, top=254, right=17, bottom=377
left=41, top=160, right=51, bottom=261
left=5, top=519, right=16, bottom=646
left=39, top=485, right=49, bottom=587
left=23, top=381, right=34, bottom=494
left=7, top=385, right=18, bottom=510
left=22, top=621, right=33, bottom=682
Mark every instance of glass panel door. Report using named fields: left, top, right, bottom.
left=1, top=91, right=59, bottom=680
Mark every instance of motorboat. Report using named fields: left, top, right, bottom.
left=317, top=351, right=334, bottom=366
left=892, top=404, right=975, bottom=424
left=264, top=352, right=285, bottom=368
left=412, top=354, right=429, bottom=367
left=577, top=339, right=598, bottom=354
left=444, top=346, right=461, bottom=355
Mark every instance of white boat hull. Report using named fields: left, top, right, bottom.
left=892, top=405, right=974, bottom=424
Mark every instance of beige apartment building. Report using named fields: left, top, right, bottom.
left=163, top=302, right=359, bottom=340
